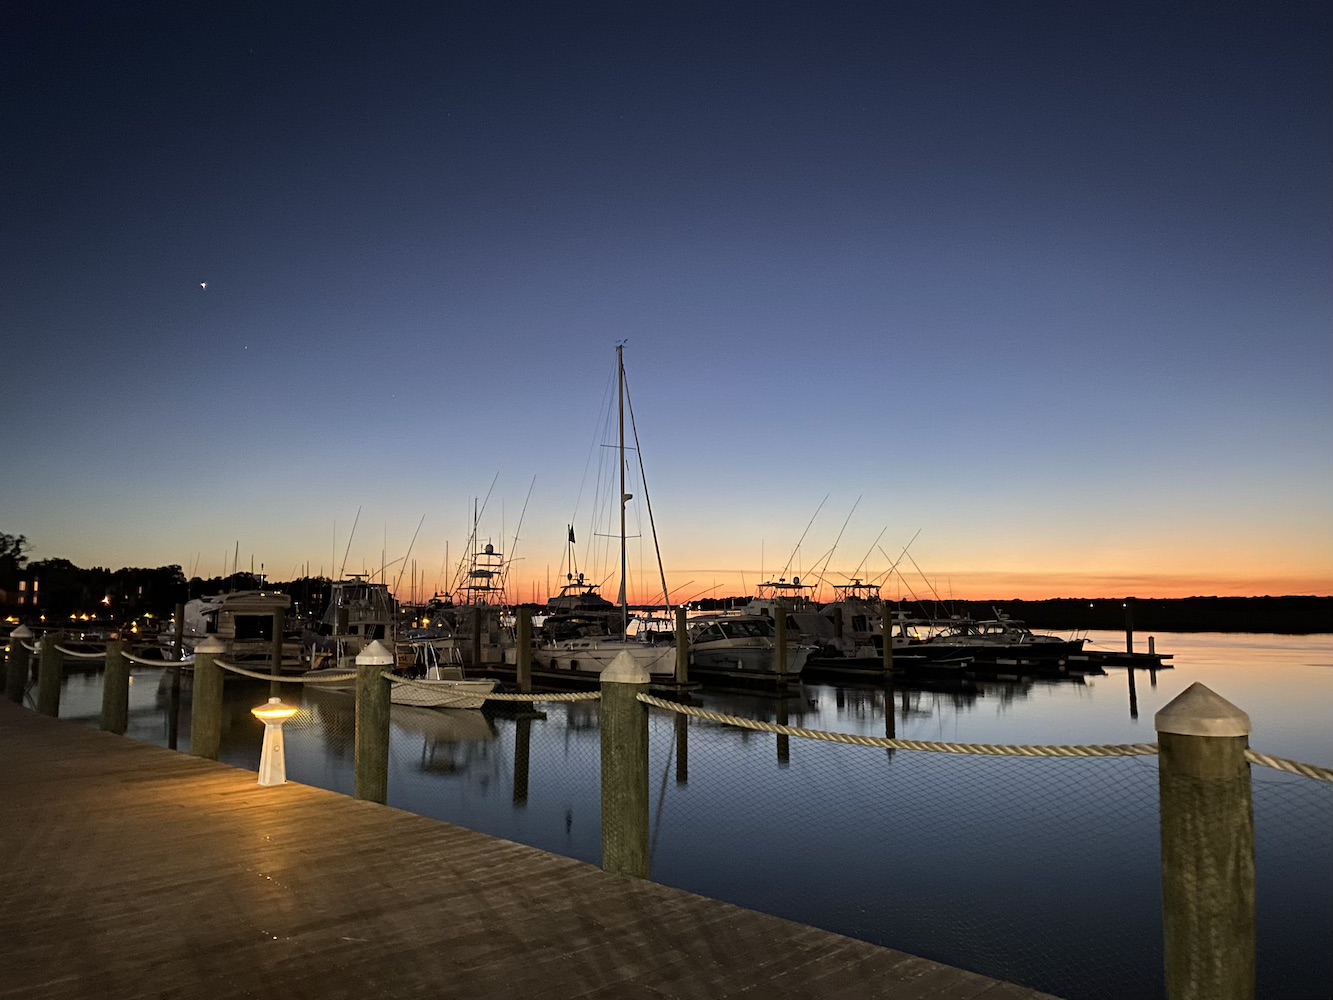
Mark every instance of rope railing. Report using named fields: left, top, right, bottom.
left=214, top=659, right=352, bottom=683
left=1246, top=749, right=1333, bottom=784
left=637, top=694, right=1160, bottom=758
left=53, top=644, right=107, bottom=660
left=485, top=691, right=602, bottom=703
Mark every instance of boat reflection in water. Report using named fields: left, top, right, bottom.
left=54, top=631, right=1330, bottom=1000
left=393, top=704, right=498, bottom=775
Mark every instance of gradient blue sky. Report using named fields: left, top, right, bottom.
left=3, top=2, right=1330, bottom=600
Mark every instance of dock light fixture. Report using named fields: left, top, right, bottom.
left=252, top=696, right=299, bottom=787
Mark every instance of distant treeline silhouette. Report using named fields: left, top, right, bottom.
left=970, top=596, right=1332, bottom=634
left=690, top=595, right=1333, bottom=634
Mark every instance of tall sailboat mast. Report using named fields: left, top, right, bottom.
left=617, top=343, right=629, bottom=640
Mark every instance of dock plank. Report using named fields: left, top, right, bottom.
left=1, top=701, right=1059, bottom=999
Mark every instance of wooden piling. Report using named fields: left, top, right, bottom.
left=160, top=603, right=184, bottom=749
left=599, top=651, right=650, bottom=879
left=172, top=602, right=185, bottom=664
left=513, top=715, right=531, bottom=805
left=1156, top=683, right=1255, bottom=1000
left=36, top=633, right=62, bottom=717
left=674, top=711, right=688, bottom=786
left=354, top=640, right=393, bottom=804
left=881, top=600, right=895, bottom=678
left=516, top=607, right=533, bottom=694
left=270, top=606, right=285, bottom=678
left=884, top=677, right=896, bottom=760
left=5, top=626, right=32, bottom=704
left=674, top=608, right=689, bottom=685
left=1125, top=598, right=1135, bottom=654
left=832, top=606, right=844, bottom=641
left=100, top=636, right=129, bottom=735
left=775, top=609, right=788, bottom=681
left=166, top=662, right=182, bottom=750
left=190, top=637, right=225, bottom=760
left=775, top=698, right=790, bottom=767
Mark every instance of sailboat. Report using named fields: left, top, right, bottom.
left=531, top=345, right=677, bottom=679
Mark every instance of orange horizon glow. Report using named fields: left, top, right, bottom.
left=399, top=569, right=1333, bottom=605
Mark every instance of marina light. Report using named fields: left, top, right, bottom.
left=251, top=696, right=299, bottom=787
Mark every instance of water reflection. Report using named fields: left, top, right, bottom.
left=47, top=631, right=1333, bottom=1000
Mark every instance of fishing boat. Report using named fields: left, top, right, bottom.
left=905, top=612, right=1084, bottom=661
left=686, top=613, right=814, bottom=680
left=305, top=575, right=404, bottom=670
left=163, top=590, right=302, bottom=667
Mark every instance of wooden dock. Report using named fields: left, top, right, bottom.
left=0, top=700, right=1056, bottom=999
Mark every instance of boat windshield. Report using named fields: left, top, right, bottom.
left=695, top=619, right=773, bottom=640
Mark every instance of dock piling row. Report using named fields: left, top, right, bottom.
left=100, top=637, right=129, bottom=735
left=191, top=636, right=225, bottom=760
left=599, top=654, right=651, bottom=879
left=1156, top=684, right=1256, bottom=1000
left=354, top=641, right=392, bottom=803
left=4, top=625, right=31, bottom=703
left=36, top=633, right=62, bottom=717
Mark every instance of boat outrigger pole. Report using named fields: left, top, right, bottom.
left=617, top=343, right=630, bottom=641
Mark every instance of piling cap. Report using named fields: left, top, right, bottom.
left=600, top=649, right=650, bottom=684
left=355, top=639, right=395, bottom=666
left=10, top=625, right=33, bottom=639
left=1155, top=682, right=1250, bottom=737
left=194, top=636, right=226, bottom=654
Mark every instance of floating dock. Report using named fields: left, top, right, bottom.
left=0, top=700, right=1056, bottom=999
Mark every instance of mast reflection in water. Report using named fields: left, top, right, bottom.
left=52, top=630, right=1333, bottom=1000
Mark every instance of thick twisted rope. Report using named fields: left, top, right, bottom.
left=638, top=694, right=1159, bottom=758
left=480, top=691, right=601, bottom=703
left=53, top=644, right=107, bottom=660
left=1246, top=749, right=1333, bottom=784
left=215, top=659, right=351, bottom=683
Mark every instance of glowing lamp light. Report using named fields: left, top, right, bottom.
left=252, top=697, right=299, bottom=787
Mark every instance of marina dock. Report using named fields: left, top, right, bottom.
left=1, top=700, right=1056, bottom=1000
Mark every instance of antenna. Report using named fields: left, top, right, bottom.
left=338, top=506, right=361, bottom=580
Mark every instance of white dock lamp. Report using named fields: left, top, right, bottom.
left=252, top=696, right=299, bottom=787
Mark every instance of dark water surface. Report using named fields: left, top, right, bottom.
left=54, top=630, right=1332, bottom=1000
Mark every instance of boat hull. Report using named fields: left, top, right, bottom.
left=301, top=670, right=497, bottom=709
left=532, top=640, right=677, bottom=677
left=689, top=643, right=810, bottom=680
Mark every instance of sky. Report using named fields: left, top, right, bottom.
left=2, top=2, right=1330, bottom=603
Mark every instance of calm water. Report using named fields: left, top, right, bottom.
left=53, top=630, right=1333, bottom=999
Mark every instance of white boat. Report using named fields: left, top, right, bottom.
left=303, top=661, right=498, bottom=709
left=163, top=590, right=301, bottom=667
left=531, top=344, right=677, bottom=680
left=532, top=634, right=677, bottom=677
left=687, top=614, right=813, bottom=679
